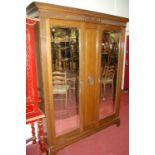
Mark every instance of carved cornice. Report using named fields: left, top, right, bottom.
left=26, top=2, right=129, bottom=27
left=39, top=10, right=126, bottom=26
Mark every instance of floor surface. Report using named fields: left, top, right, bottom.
left=57, top=91, right=129, bottom=155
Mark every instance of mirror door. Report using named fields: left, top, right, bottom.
left=50, top=20, right=82, bottom=136
left=99, top=28, right=121, bottom=119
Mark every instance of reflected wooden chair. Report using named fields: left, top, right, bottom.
left=52, top=71, right=70, bottom=108
left=100, top=65, right=115, bottom=97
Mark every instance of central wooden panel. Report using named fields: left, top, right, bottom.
left=84, top=24, right=97, bottom=128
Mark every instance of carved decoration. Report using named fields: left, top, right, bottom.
left=39, top=10, right=126, bottom=26
left=26, top=18, right=46, bottom=154
left=38, top=118, right=46, bottom=153
left=26, top=18, right=41, bottom=118
left=31, top=123, right=37, bottom=144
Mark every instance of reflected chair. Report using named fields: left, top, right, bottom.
left=100, top=65, right=116, bottom=97
left=52, top=71, right=70, bottom=108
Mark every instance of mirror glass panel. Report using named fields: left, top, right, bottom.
left=99, top=31, right=120, bottom=119
left=51, top=26, right=80, bottom=136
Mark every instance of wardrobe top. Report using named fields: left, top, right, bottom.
left=26, top=2, right=129, bottom=27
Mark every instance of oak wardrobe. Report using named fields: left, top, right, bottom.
left=26, top=2, right=128, bottom=154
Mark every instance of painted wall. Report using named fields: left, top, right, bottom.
left=26, top=0, right=129, bottom=139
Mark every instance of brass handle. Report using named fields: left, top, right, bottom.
left=88, top=74, right=94, bottom=85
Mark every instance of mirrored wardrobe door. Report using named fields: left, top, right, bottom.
left=50, top=24, right=81, bottom=136
left=99, top=29, right=121, bottom=119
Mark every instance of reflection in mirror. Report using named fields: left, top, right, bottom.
left=51, top=26, right=80, bottom=136
left=99, top=31, right=120, bottom=119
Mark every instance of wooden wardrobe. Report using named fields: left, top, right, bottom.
left=27, top=2, right=128, bottom=155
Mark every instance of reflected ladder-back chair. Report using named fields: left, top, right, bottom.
left=52, top=71, right=70, bottom=108
left=100, top=65, right=116, bottom=97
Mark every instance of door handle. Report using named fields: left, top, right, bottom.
left=88, top=74, right=94, bottom=85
